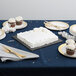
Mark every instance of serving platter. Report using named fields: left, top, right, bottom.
left=13, top=35, right=62, bottom=51
left=58, top=43, right=76, bottom=58
left=44, top=21, right=69, bottom=30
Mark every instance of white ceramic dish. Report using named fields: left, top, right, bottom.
left=69, top=24, right=76, bottom=36
left=0, top=29, right=6, bottom=40
left=44, top=21, right=69, bottom=30
left=3, top=21, right=27, bottom=29
left=58, top=43, right=76, bottom=58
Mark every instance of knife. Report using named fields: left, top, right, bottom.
left=0, top=43, right=39, bottom=61
left=2, top=45, right=25, bottom=58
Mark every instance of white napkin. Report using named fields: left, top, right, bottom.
left=0, top=43, right=39, bottom=62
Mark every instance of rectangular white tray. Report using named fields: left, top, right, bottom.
left=13, top=35, right=62, bottom=51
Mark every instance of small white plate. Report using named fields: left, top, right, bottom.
left=0, top=29, right=6, bottom=40
left=69, top=24, right=76, bottom=36
left=3, top=21, right=27, bottom=29
left=44, top=21, right=69, bottom=30
left=58, top=43, right=76, bottom=58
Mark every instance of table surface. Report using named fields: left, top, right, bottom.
left=0, top=20, right=76, bottom=69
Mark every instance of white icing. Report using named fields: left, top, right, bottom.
left=9, top=28, right=16, bottom=32
left=15, top=16, right=23, bottom=21
left=8, top=18, right=15, bottom=23
left=66, top=44, right=75, bottom=50
left=58, top=31, right=75, bottom=40
left=2, top=24, right=16, bottom=33
left=66, top=39, right=75, bottom=44
left=17, top=27, right=58, bottom=48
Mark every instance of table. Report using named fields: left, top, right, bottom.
left=0, top=20, right=76, bottom=76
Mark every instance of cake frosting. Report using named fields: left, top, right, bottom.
left=66, top=44, right=75, bottom=50
left=8, top=18, right=15, bottom=23
left=2, top=25, right=16, bottom=33
left=17, top=27, right=58, bottom=48
left=15, top=16, right=23, bottom=21
left=66, top=39, right=75, bottom=45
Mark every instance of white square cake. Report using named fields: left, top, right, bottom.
left=17, top=27, right=58, bottom=48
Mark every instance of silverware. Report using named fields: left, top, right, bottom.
left=2, top=45, right=25, bottom=58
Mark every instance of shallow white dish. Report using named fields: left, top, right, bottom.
left=0, top=29, right=6, bottom=40
left=58, top=43, right=76, bottom=58
left=3, top=21, right=27, bottom=29
left=44, top=21, right=69, bottom=30
left=69, top=24, right=76, bottom=36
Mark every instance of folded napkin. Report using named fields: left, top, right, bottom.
left=0, top=43, right=39, bottom=62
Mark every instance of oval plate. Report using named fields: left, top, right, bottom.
left=58, top=43, right=76, bottom=58
left=44, top=21, right=69, bottom=30
left=3, top=21, right=27, bottom=29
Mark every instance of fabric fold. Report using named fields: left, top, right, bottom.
left=0, top=43, right=39, bottom=62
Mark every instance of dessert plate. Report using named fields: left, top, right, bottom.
left=69, top=24, right=76, bottom=36
left=58, top=43, right=76, bottom=58
left=0, top=29, right=6, bottom=40
left=3, top=21, right=27, bottom=29
left=44, top=21, right=69, bottom=30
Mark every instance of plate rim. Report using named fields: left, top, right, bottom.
left=44, top=21, right=69, bottom=30
left=0, top=29, right=5, bottom=36
left=58, top=43, right=76, bottom=58
left=58, top=43, right=66, bottom=55
left=70, top=24, right=76, bottom=32
left=2, top=21, right=27, bottom=27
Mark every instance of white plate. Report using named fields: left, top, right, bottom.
left=0, top=29, right=6, bottom=40
left=44, top=21, right=69, bottom=30
left=3, top=21, right=27, bottom=29
left=58, top=43, right=76, bottom=58
left=69, top=24, right=76, bottom=36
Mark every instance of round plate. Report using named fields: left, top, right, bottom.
left=44, top=21, right=69, bottom=30
left=0, top=29, right=6, bottom=40
left=58, top=43, right=76, bottom=58
left=69, top=24, right=76, bottom=36
left=3, top=21, right=27, bottom=29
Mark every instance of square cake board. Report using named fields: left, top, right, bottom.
left=13, top=35, right=62, bottom=51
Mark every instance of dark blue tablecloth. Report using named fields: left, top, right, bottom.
left=0, top=20, right=76, bottom=76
